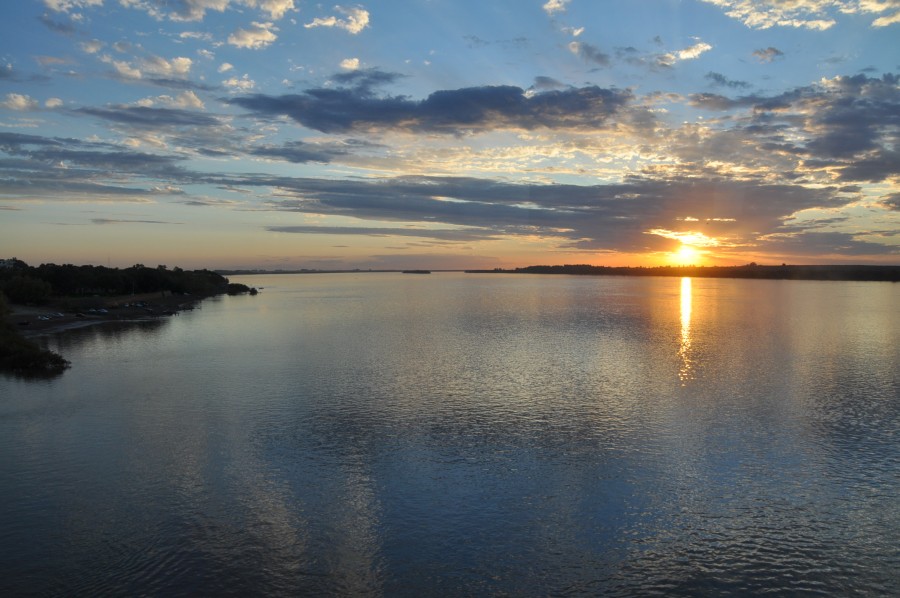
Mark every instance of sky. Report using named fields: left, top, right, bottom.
left=0, top=0, right=898, bottom=270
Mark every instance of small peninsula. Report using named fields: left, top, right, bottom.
left=0, top=259, right=257, bottom=377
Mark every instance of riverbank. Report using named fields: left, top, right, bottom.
left=6, top=292, right=209, bottom=338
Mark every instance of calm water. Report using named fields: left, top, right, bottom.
left=1, top=273, right=898, bottom=596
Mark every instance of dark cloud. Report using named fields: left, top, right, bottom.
left=705, top=72, right=751, bottom=89
left=329, top=68, right=404, bottom=93
left=760, top=232, right=899, bottom=257
left=208, top=173, right=852, bottom=253
left=881, top=194, right=900, bottom=211
left=38, top=14, right=76, bottom=35
left=532, top=76, right=565, bottom=90
left=0, top=131, right=187, bottom=177
left=250, top=141, right=347, bottom=164
left=0, top=132, right=192, bottom=199
left=75, top=106, right=221, bottom=128
left=92, top=218, right=183, bottom=225
left=686, top=73, right=900, bottom=182
left=752, top=47, right=784, bottom=63
left=227, top=84, right=632, bottom=134
left=144, top=78, right=219, bottom=91
left=569, top=42, right=611, bottom=66
left=267, top=225, right=500, bottom=242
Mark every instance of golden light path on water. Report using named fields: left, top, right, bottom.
left=679, top=277, right=693, bottom=384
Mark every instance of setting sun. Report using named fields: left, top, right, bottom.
left=673, top=245, right=702, bottom=265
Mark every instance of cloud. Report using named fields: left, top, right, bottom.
left=100, top=53, right=193, bottom=80
left=1, top=94, right=40, bottom=111
left=752, top=46, right=784, bottom=62
left=80, top=39, right=104, bottom=54
left=76, top=105, right=221, bottom=128
left=267, top=225, right=500, bottom=243
left=542, top=0, right=571, bottom=15
left=212, top=173, right=856, bottom=255
left=138, top=91, right=206, bottom=110
left=226, top=83, right=633, bottom=134
left=329, top=68, right=403, bottom=92
left=656, top=41, right=713, bottom=67
left=92, top=218, right=183, bottom=225
left=179, top=31, right=213, bottom=41
left=218, top=62, right=234, bottom=73
left=45, top=98, right=64, bottom=108
left=223, top=74, right=256, bottom=91
left=38, top=13, right=78, bottom=34
left=340, top=58, right=360, bottom=70
left=227, top=21, right=278, bottom=49
left=872, top=10, right=900, bottom=26
left=700, top=0, right=900, bottom=30
left=249, top=140, right=350, bottom=163
left=304, top=6, right=370, bottom=34
left=700, top=0, right=837, bottom=29
left=0, top=132, right=194, bottom=199
left=686, top=73, right=900, bottom=182
left=705, top=71, right=751, bottom=88
left=43, top=0, right=102, bottom=13
left=531, top=76, right=565, bottom=90
left=35, top=55, right=73, bottom=67
left=141, top=55, right=193, bottom=77
left=568, top=42, right=611, bottom=67
left=247, top=0, right=295, bottom=20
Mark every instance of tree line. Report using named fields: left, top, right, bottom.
left=0, top=259, right=231, bottom=304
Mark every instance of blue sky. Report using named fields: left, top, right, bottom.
left=1, top=0, right=898, bottom=269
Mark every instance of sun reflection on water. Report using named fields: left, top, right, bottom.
left=679, top=277, right=693, bottom=384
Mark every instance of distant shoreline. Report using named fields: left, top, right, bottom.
left=219, top=264, right=900, bottom=282
left=466, top=264, right=900, bottom=282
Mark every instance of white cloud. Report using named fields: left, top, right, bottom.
left=118, top=0, right=295, bottom=21
left=247, top=0, right=295, bottom=19
left=218, top=62, right=234, bottom=73
left=223, top=74, right=255, bottom=91
left=44, top=0, right=102, bottom=13
left=656, top=41, right=713, bottom=66
left=305, top=6, right=370, bottom=34
left=80, top=39, right=104, bottom=54
left=102, top=55, right=143, bottom=78
left=1, top=93, right=39, bottom=111
left=45, top=98, right=64, bottom=108
left=542, top=0, right=570, bottom=15
left=197, top=49, right=215, bottom=60
left=228, top=21, right=278, bottom=48
left=339, top=57, right=360, bottom=70
left=699, top=0, right=900, bottom=30
left=171, top=90, right=205, bottom=109
left=872, top=10, right=900, bottom=25
left=142, top=55, right=193, bottom=77
left=676, top=41, right=713, bottom=60
left=180, top=31, right=213, bottom=40
left=167, top=0, right=231, bottom=22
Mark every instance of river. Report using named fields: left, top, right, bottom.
left=1, top=273, right=898, bottom=595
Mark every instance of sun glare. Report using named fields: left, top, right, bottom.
left=674, top=245, right=701, bottom=265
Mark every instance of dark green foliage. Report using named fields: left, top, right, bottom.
left=1, top=276, right=53, bottom=304
left=226, top=282, right=252, bottom=295
left=0, top=294, right=69, bottom=377
left=0, top=261, right=231, bottom=297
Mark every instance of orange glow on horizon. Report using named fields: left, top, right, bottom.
left=670, top=244, right=703, bottom=265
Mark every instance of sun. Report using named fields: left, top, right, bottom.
left=673, top=244, right=701, bottom=265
